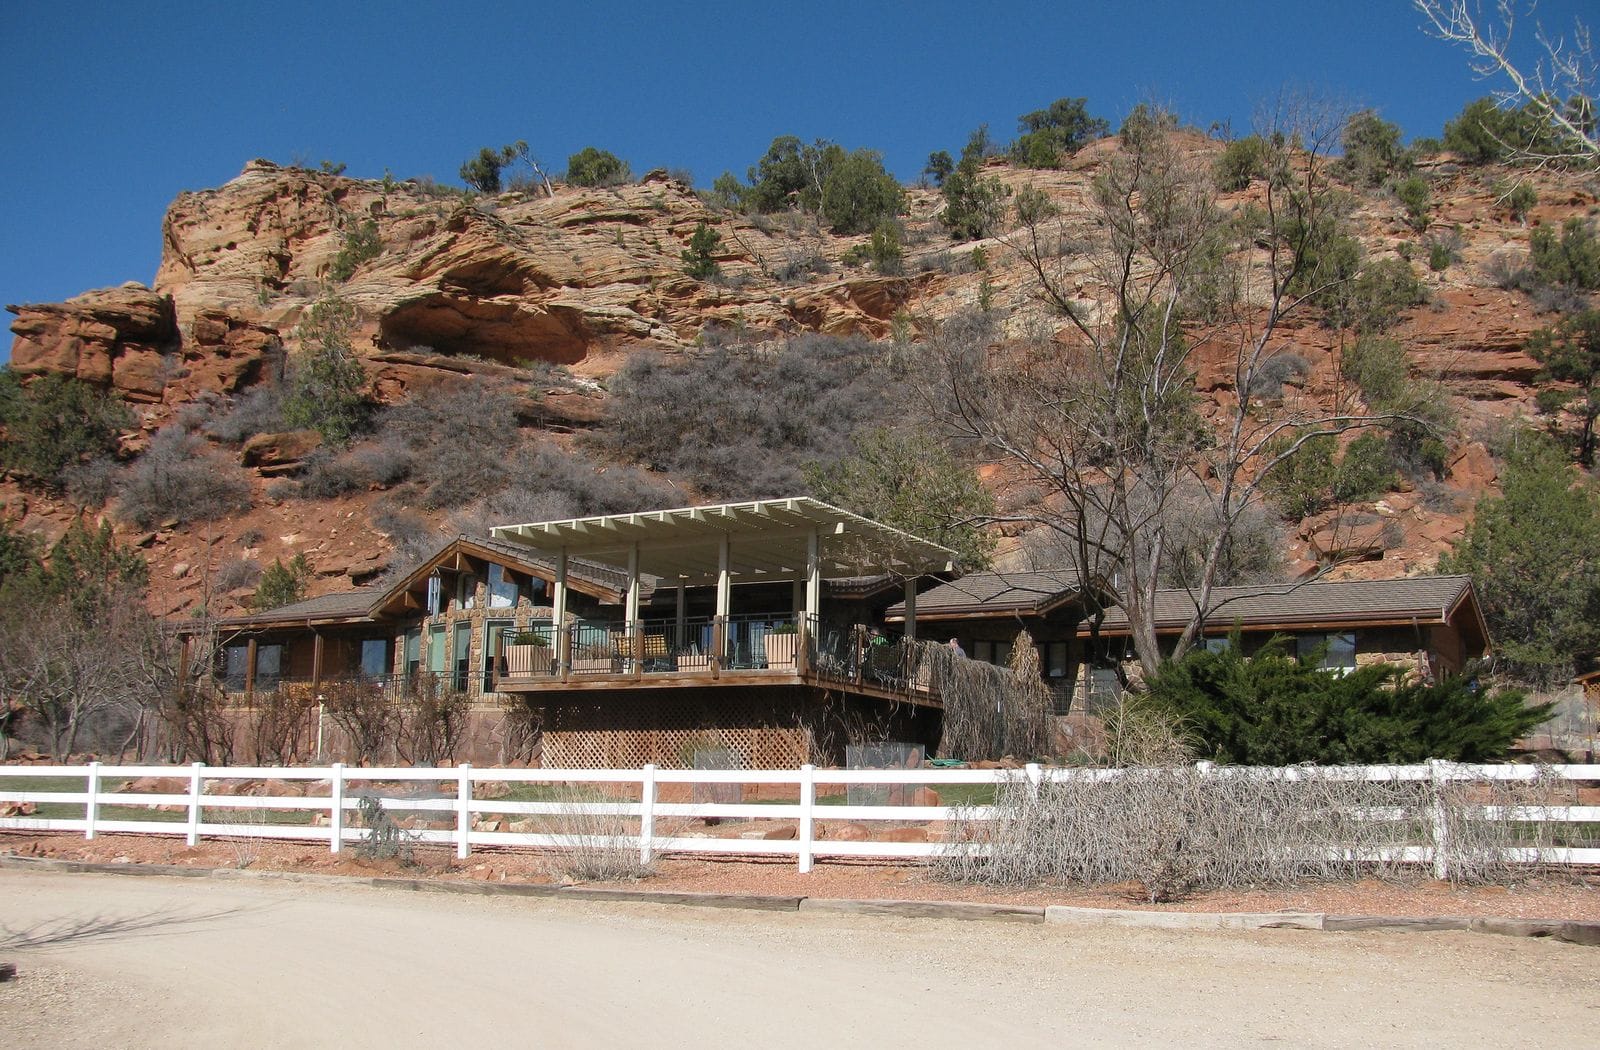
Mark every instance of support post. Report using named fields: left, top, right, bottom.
left=553, top=547, right=569, bottom=681
left=311, top=632, right=325, bottom=691
left=626, top=543, right=642, bottom=676
left=804, top=528, right=821, bottom=620
left=674, top=582, right=687, bottom=653
left=713, top=533, right=731, bottom=670
left=84, top=761, right=100, bottom=841
left=329, top=762, right=345, bottom=854
left=798, top=763, right=816, bottom=874
left=903, top=578, right=918, bottom=641
left=186, top=762, right=204, bottom=847
left=244, top=637, right=258, bottom=696
left=456, top=763, right=472, bottom=861
left=1429, top=758, right=1450, bottom=881
left=639, top=763, right=657, bottom=865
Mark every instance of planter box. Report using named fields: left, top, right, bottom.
left=505, top=644, right=552, bottom=677
left=570, top=656, right=616, bottom=675
left=763, top=633, right=798, bottom=669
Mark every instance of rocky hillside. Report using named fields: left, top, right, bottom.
left=5, top=135, right=1597, bottom=617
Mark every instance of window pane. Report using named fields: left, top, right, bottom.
left=428, top=625, right=447, bottom=673
left=256, top=644, right=282, bottom=684
left=1327, top=632, right=1357, bottom=668
left=1047, top=642, right=1068, bottom=677
left=488, top=565, right=516, bottom=609
left=360, top=639, right=388, bottom=678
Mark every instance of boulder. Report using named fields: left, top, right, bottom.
left=7, top=284, right=178, bottom=401
left=240, top=429, right=322, bottom=472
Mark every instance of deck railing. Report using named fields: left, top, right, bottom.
left=495, top=612, right=933, bottom=698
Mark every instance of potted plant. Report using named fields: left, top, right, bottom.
left=504, top=631, right=552, bottom=676
left=763, top=621, right=799, bottom=669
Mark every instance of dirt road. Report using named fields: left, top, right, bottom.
left=1, top=870, right=1595, bottom=1049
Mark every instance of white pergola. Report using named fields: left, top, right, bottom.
left=490, top=496, right=958, bottom=638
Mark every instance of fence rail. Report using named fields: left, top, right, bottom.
left=3, top=762, right=1599, bottom=876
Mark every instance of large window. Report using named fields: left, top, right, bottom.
left=255, top=644, right=283, bottom=688
left=487, top=564, right=518, bottom=609
left=427, top=624, right=447, bottom=674
left=1297, top=632, right=1357, bottom=671
left=359, top=638, right=390, bottom=679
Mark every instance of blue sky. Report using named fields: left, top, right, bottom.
left=2, top=0, right=1591, bottom=346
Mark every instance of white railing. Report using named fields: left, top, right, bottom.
left=2, top=761, right=1598, bottom=876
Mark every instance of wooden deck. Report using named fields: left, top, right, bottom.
left=494, top=665, right=942, bottom=708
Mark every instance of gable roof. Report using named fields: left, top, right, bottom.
left=1081, top=575, right=1488, bottom=645
left=883, top=570, right=1090, bottom=622
left=187, top=535, right=634, bottom=632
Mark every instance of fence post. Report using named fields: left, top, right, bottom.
left=639, top=763, right=657, bottom=865
left=329, top=762, right=345, bottom=854
left=1429, top=759, right=1450, bottom=881
left=798, top=763, right=815, bottom=874
left=456, top=763, right=472, bottom=861
left=84, top=761, right=100, bottom=841
left=186, top=762, right=204, bottom=847
left=1025, top=762, right=1043, bottom=802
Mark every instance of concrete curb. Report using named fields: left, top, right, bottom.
left=2, top=855, right=1595, bottom=945
left=1045, top=905, right=1324, bottom=931
left=800, top=898, right=1045, bottom=923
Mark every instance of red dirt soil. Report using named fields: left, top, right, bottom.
left=5, top=831, right=1598, bottom=922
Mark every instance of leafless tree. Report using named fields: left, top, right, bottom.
left=921, top=106, right=1423, bottom=679
left=1416, top=1, right=1598, bottom=165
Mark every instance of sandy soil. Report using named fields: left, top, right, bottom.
left=1, top=869, right=1597, bottom=1049
left=7, top=830, right=1600, bottom=921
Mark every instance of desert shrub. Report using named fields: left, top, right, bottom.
left=866, top=220, right=903, bottom=275
left=941, top=126, right=1011, bottom=240
left=119, top=427, right=252, bottom=527
left=62, top=456, right=119, bottom=509
left=1213, top=134, right=1280, bottom=191
left=1323, top=257, right=1426, bottom=333
left=1245, top=352, right=1310, bottom=399
left=294, top=442, right=413, bottom=500
left=565, top=146, right=630, bottom=187
left=1443, top=96, right=1569, bottom=164
left=329, top=219, right=382, bottom=281
left=819, top=150, right=904, bottom=235
left=1425, top=226, right=1464, bottom=271
left=1011, top=96, right=1109, bottom=168
left=396, top=679, right=470, bottom=765
left=602, top=333, right=891, bottom=497
left=1334, top=109, right=1410, bottom=187
left=251, top=553, right=310, bottom=612
left=681, top=221, right=722, bottom=280
left=1332, top=432, right=1398, bottom=501
left=1158, top=492, right=1283, bottom=589
left=541, top=785, right=659, bottom=882
left=1503, top=181, right=1539, bottom=222
left=1529, top=218, right=1600, bottom=290
left=1144, top=633, right=1552, bottom=765
left=0, top=369, right=133, bottom=491
left=323, top=679, right=398, bottom=765
left=283, top=297, right=374, bottom=446
left=375, top=378, right=517, bottom=508
left=249, top=685, right=317, bottom=764
left=1261, top=433, right=1336, bottom=518
left=354, top=794, right=413, bottom=864
left=805, top=427, right=995, bottom=569
left=934, top=762, right=1566, bottom=896
left=212, top=557, right=261, bottom=593
left=204, top=385, right=287, bottom=444
left=1393, top=175, right=1432, bottom=232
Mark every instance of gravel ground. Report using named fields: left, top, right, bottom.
left=6, top=831, right=1599, bottom=920
left=2, top=869, right=1598, bottom=1048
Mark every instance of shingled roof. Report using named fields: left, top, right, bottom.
left=884, top=570, right=1090, bottom=621
left=1084, top=575, right=1487, bottom=640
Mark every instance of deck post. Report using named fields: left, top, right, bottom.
left=804, top=528, right=821, bottom=619
left=713, top=533, right=731, bottom=671
left=311, top=632, right=324, bottom=691
left=903, top=579, right=918, bottom=641
left=626, top=542, right=642, bottom=677
left=553, top=547, right=569, bottom=680
left=675, top=582, right=687, bottom=654
left=244, top=637, right=258, bottom=696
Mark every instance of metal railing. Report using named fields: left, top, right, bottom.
left=493, top=613, right=937, bottom=699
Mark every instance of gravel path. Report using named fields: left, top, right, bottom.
left=1, top=869, right=1596, bottom=1048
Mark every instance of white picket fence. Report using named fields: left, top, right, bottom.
left=2, top=761, right=1599, bottom=876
